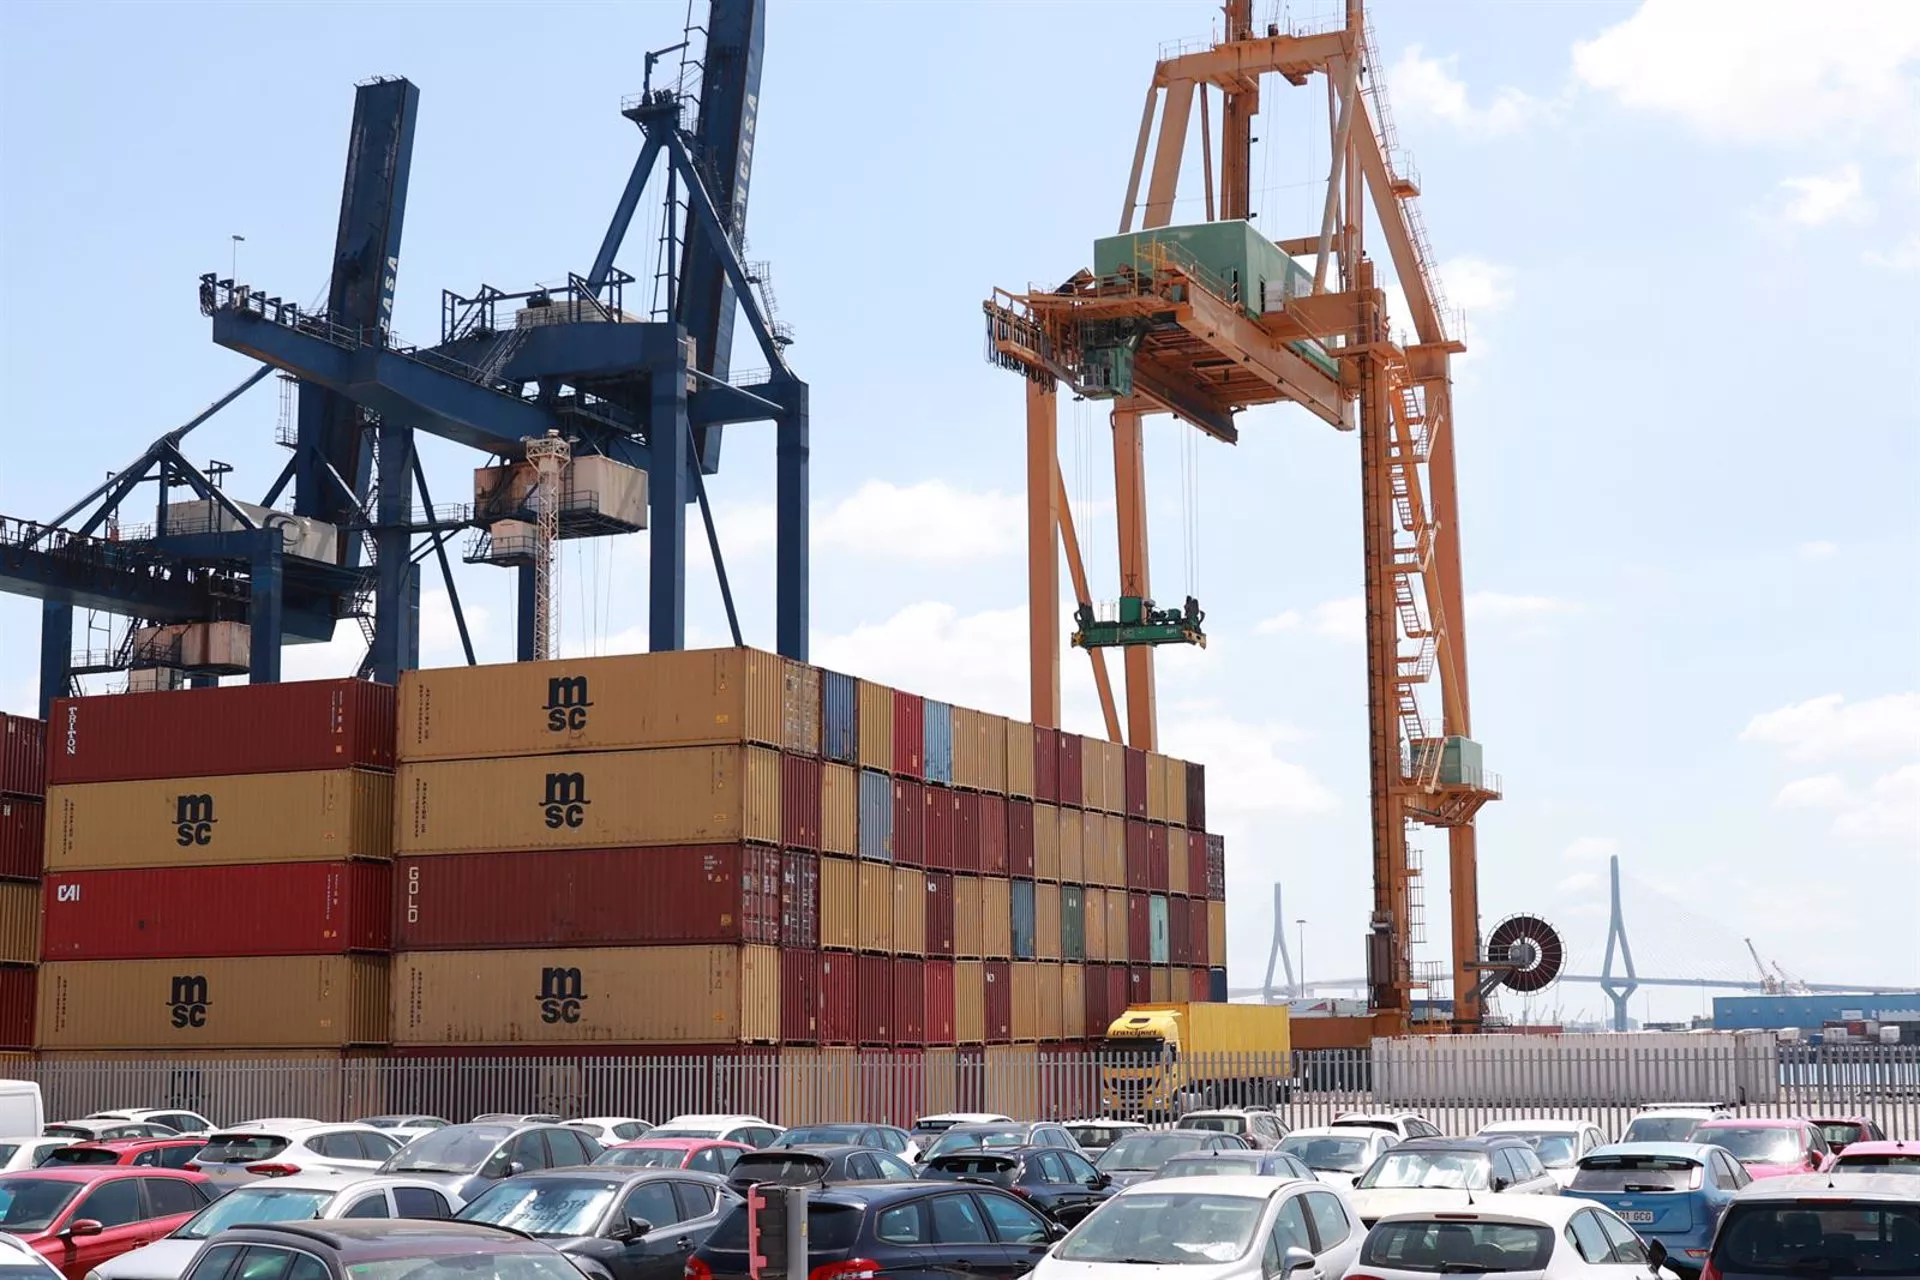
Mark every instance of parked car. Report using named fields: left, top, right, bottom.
left=770, top=1125, right=918, bottom=1163
left=472, top=1114, right=563, bottom=1125
left=1031, top=1175, right=1363, bottom=1280
left=457, top=1167, right=736, bottom=1280
left=379, top=1122, right=604, bottom=1203
left=38, top=1127, right=172, bottom=1145
left=919, top=1122, right=1081, bottom=1163
left=918, top=1146, right=1114, bottom=1225
left=1060, top=1120, right=1147, bottom=1153
left=1810, top=1114, right=1889, bottom=1154
left=687, top=1178, right=1064, bottom=1280
left=0, top=1167, right=212, bottom=1280
left=1275, top=1125, right=1399, bottom=1186
left=0, top=1142, right=72, bottom=1174
left=1349, top=1136, right=1559, bottom=1226
left=77, top=1117, right=210, bottom=1141
left=908, top=1113, right=1012, bottom=1146
left=566, top=1118, right=654, bottom=1146
left=171, top=1220, right=590, bottom=1280
left=727, top=1146, right=916, bottom=1189
left=644, top=1116, right=783, bottom=1148
left=354, top=1115, right=450, bottom=1145
left=1829, top=1139, right=1920, bottom=1174
left=1618, top=1103, right=1732, bottom=1144
left=1092, top=1130, right=1251, bottom=1190
left=1358, top=1198, right=1669, bottom=1278
left=1705, top=1172, right=1920, bottom=1279
left=1175, top=1109, right=1289, bottom=1150
left=1561, top=1142, right=1750, bottom=1278
left=1692, top=1117, right=1832, bottom=1179
left=1477, top=1118, right=1611, bottom=1186
left=0, top=1231, right=62, bottom=1280
left=1149, top=1150, right=1316, bottom=1183
left=228, top=1120, right=321, bottom=1131
left=88, top=1173, right=462, bottom=1280
left=38, top=1142, right=201, bottom=1173
left=594, top=1140, right=750, bottom=1176
left=188, top=1124, right=403, bottom=1180
left=1327, top=1111, right=1443, bottom=1141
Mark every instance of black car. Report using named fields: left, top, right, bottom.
left=1094, top=1129, right=1251, bottom=1188
left=918, top=1122, right=1081, bottom=1163
left=179, top=1220, right=588, bottom=1280
left=918, top=1145, right=1115, bottom=1225
left=457, top=1167, right=737, bottom=1280
left=727, top=1146, right=917, bottom=1188
left=1150, top=1149, right=1317, bottom=1182
left=690, top=1180, right=1066, bottom=1280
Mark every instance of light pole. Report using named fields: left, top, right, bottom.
left=230, top=234, right=245, bottom=279
left=1296, top=918, right=1308, bottom=998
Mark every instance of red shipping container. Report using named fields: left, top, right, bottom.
left=924, top=959, right=956, bottom=1045
left=43, top=861, right=390, bottom=960
left=893, top=692, right=925, bottom=779
left=1083, top=962, right=1111, bottom=1037
left=893, top=957, right=926, bottom=1045
left=49, top=678, right=395, bottom=785
left=983, top=960, right=1012, bottom=1042
left=781, top=947, right=819, bottom=1043
left=1147, top=825, right=1170, bottom=892
left=1187, top=832, right=1208, bottom=901
left=1105, top=964, right=1129, bottom=1028
left=954, top=792, right=982, bottom=873
left=1125, top=821, right=1149, bottom=890
left=819, top=953, right=857, bottom=1045
left=782, top=755, right=822, bottom=851
left=1206, top=833, right=1226, bottom=900
left=394, top=844, right=782, bottom=949
left=1189, top=967, right=1212, bottom=1003
left=1127, top=892, right=1150, bottom=963
left=1189, top=897, right=1210, bottom=966
left=978, top=795, right=1008, bottom=877
left=1186, top=762, right=1206, bottom=832
left=1123, top=748, right=1149, bottom=818
left=893, top=779, right=925, bottom=867
left=1033, top=727, right=1059, bottom=804
left=0, top=965, right=32, bottom=1050
left=0, top=714, right=45, bottom=798
left=1007, top=799, right=1035, bottom=878
left=1127, top=964, right=1151, bottom=1005
left=858, top=953, right=894, bottom=1044
left=1056, top=734, right=1083, bottom=807
left=924, top=871, right=955, bottom=956
left=783, top=849, right=821, bottom=950
left=924, top=787, right=956, bottom=871
left=1167, top=893, right=1191, bottom=964
left=0, top=797, right=43, bottom=881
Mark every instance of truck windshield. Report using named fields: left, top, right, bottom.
left=1104, top=1037, right=1170, bottom=1063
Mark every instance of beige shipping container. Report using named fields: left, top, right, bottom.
left=982, top=877, right=1013, bottom=959
left=1005, top=720, right=1035, bottom=798
left=857, top=682, right=893, bottom=773
left=1167, top=759, right=1188, bottom=827
left=48, top=769, right=391, bottom=871
left=1080, top=742, right=1106, bottom=813
left=954, top=876, right=985, bottom=958
left=1100, top=741, right=1126, bottom=816
left=949, top=708, right=985, bottom=791
left=1107, top=890, right=1130, bottom=962
left=1057, top=809, right=1082, bottom=885
left=894, top=867, right=927, bottom=955
left=1208, top=901, right=1227, bottom=964
left=1035, top=882, right=1062, bottom=960
left=1084, top=888, right=1110, bottom=961
left=1010, top=961, right=1040, bottom=1041
left=394, top=945, right=778, bottom=1045
left=821, top=856, right=859, bottom=951
left=1146, top=754, right=1170, bottom=822
left=0, top=881, right=40, bottom=965
left=397, top=746, right=778, bottom=855
left=977, top=714, right=1009, bottom=793
left=1037, top=963, right=1065, bottom=1041
left=822, top=764, right=858, bottom=855
left=782, top=661, right=822, bottom=757
left=955, top=960, right=986, bottom=1043
left=1062, top=964, right=1087, bottom=1039
left=857, top=862, right=895, bottom=953
left=1081, top=812, right=1107, bottom=887
left=1169, top=835, right=1191, bottom=896
left=38, top=955, right=388, bottom=1049
left=1150, top=966, right=1172, bottom=1002
left=1034, top=804, right=1060, bottom=881
left=1103, top=815, right=1126, bottom=878
left=398, top=648, right=789, bottom=762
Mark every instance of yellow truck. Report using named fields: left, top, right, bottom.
left=1101, top=1002, right=1295, bottom=1119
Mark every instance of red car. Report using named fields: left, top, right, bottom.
left=591, top=1137, right=751, bottom=1174
left=1827, top=1139, right=1920, bottom=1173
left=1692, top=1117, right=1833, bottom=1179
left=37, top=1139, right=205, bottom=1171
left=1809, top=1114, right=1888, bottom=1153
left=0, top=1167, right=213, bottom=1280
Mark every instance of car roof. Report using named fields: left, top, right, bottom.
left=1118, top=1174, right=1298, bottom=1198
left=915, top=1113, right=1011, bottom=1125
left=60, top=1137, right=201, bottom=1151
left=0, top=1166, right=196, bottom=1183
left=1633, top=1104, right=1726, bottom=1114
left=1283, top=1126, right=1385, bottom=1139
left=609, top=1138, right=743, bottom=1151
left=498, top=1167, right=691, bottom=1184
left=1733, top=1172, right=1920, bottom=1202
left=745, top=1144, right=874, bottom=1159
left=1832, top=1141, right=1917, bottom=1157
left=1064, top=1119, right=1145, bottom=1128
left=1696, top=1117, right=1806, bottom=1130
left=1391, top=1137, right=1518, bottom=1152
left=1479, top=1119, right=1592, bottom=1134
left=1372, top=1197, right=1595, bottom=1228
left=212, top=1220, right=561, bottom=1256
left=1334, top=1112, right=1421, bottom=1121
left=1182, top=1108, right=1269, bottom=1118
left=944, top=1121, right=1042, bottom=1132
left=660, top=1115, right=767, bottom=1127
left=927, top=1146, right=1035, bottom=1161
left=569, top=1117, right=646, bottom=1126
left=1808, top=1114, right=1876, bottom=1125
left=223, top=1171, right=377, bottom=1192
left=793, top=1182, right=983, bottom=1210
left=1586, top=1142, right=1723, bottom=1161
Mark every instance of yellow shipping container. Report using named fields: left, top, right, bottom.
left=1057, top=809, right=1082, bottom=885
left=822, top=764, right=858, bottom=855
left=1147, top=754, right=1170, bottom=822
left=1034, top=804, right=1060, bottom=881
left=1084, top=888, right=1110, bottom=961
left=393, top=945, right=778, bottom=1045
left=1005, top=720, right=1035, bottom=799
left=820, top=856, right=859, bottom=951
left=894, top=867, right=927, bottom=956
left=982, top=877, right=1013, bottom=959
left=954, top=876, right=985, bottom=958
left=38, top=956, right=387, bottom=1049
left=1107, top=890, right=1130, bottom=963
left=47, top=770, right=391, bottom=871
left=977, top=714, right=1009, bottom=794
left=955, top=960, right=986, bottom=1043
left=1208, top=901, right=1227, bottom=964
left=1167, top=759, right=1188, bottom=827
left=0, top=881, right=40, bottom=965
left=398, top=648, right=790, bottom=761
left=857, top=862, right=895, bottom=953
left=1035, top=882, right=1062, bottom=960
left=857, top=682, right=894, bottom=773
left=1010, top=961, right=1040, bottom=1041
left=1080, top=740, right=1106, bottom=813
left=1062, top=964, right=1087, bottom=1039
left=782, top=661, right=822, bottom=757
left=1037, top=963, right=1065, bottom=1041
left=949, top=708, right=984, bottom=791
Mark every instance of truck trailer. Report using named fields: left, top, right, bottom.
left=1100, top=1002, right=1294, bottom=1119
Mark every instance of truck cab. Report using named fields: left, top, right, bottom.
left=1100, top=1003, right=1294, bottom=1120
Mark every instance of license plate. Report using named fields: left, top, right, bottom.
left=1620, top=1211, right=1656, bottom=1224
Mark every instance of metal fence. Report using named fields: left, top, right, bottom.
left=19, top=1044, right=1920, bottom=1139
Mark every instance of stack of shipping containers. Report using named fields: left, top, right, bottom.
left=34, top=682, right=395, bottom=1063
left=0, top=713, right=45, bottom=1055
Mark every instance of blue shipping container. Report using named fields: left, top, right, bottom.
left=923, top=701, right=954, bottom=785
left=1208, top=967, right=1229, bottom=1003
left=1149, top=895, right=1170, bottom=965
left=1011, top=879, right=1036, bottom=959
left=823, top=671, right=859, bottom=764
left=858, top=768, right=894, bottom=862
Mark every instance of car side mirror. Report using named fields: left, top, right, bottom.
left=622, top=1218, right=654, bottom=1242
left=1645, top=1239, right=1668, bottom=1273
left=61, top=1220, right=104, bottom=1240
left=480, top=1153, right=512, bottom=1178
left=1281, top=1246, right=1315, bottom=1277
left=1490, top=1176, right=1509, bottom=1192
left=1046, top=1221, right=1068, bottom=1242
left=1090, top=1173, right=1110, bottom=1189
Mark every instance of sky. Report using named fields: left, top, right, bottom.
left=2, top=0, right=1916, bottom=1023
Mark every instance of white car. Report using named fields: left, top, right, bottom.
left=42, top=1119, right=179, bottom=1141
left=1, top=1231, right=61, bottom=1280
left=82, top=1109, right=215, bottom=1137
left=0, top=1136, right=73, bottom=1171
left=1348, top=1140, right=1561, bottom=1227
left=356, top=1114, right=451, bottom=1146
left=88, top=1172, right=463, bottom=1280
left=1275, top=1125, right=1399, bottom=1186
left=646, top=1113, right=784, bottom=1147
left=1328, top=1111, right=1444, bottom=1142
left=1033, top=1174, right=1362, bottom=1280
left=1619, top=1104, right=1732, bottom=1144
left=1478, top=1118, right=1610, bottom=1187
left=188, top=1123, right=405, bottom=1177
left=910, top=1112, right=1013, bottom=1144
left=1358, top=1197, right=1670, bottom=1277
left=564, top=1116, right=653, bottom=1145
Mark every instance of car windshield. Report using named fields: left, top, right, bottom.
left=1700, top=1127, right=1807, bottom=1164
left=346, top=1254, right=591, bottom=1280
left=1622, top=1115, right=1704, bottom=1143
left=197, top=1135, right=291, bottom=1164
left=1056, top=1191, right=1265, bottom=1264
left=730, top=1154, right=829, bottom=1186
left=1833, top=1154, right=1920, bottom=1173
left=385, top=1126, right=513, bottom=1174
left=1570, top=1154, right=1702, bottom=1193
left=363, top=1117, right=440, bottom=1130
left=925, top=1129, right=1027, bottom=1160
left=1157, top=1156, right=1261, bottom=1179
left=1278, top=1136, right=1373, bottom=1173
left=457, top=1177, right=621, bottom=1238
left=0, top=1179, right=85, bottom=1232
left=1067, top=1127, right=1128, bottom=1150
left=707, top=1201, right=864, bottom=1253
left=1099, top=1133, right=1220, bottom=1172
left=595, top=1147, right=686, bottom=1169
left=645, top=1128, right=722, bottom=1140
left=1490, top=1132, right=1579, bottom=1168
left=924, top=1156, right=1017, bottom=1182
left=1816, top=1123, right=1867, bottom=1148
left=1360, top=1220, right=1554, bottom=1272
left=1359, top=1151, right=1491, bottom=1191
left=1715, top=1202, right=1920, bottom=1275
left=175, top=1187, right=336, bottom=1239
left=0, top=1265, right=51, bottom=1280
left=39, top=1148, right=120, bottom=1166
left=773, top=1127, right=864, bottom=1147
left=1181, top=1116, right=1246, bottom=1134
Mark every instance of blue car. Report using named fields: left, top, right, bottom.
left=1562, top=1142, right=1752, bottom=1278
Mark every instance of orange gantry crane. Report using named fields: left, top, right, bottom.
left=984, top=0, right=1501, bottom=1036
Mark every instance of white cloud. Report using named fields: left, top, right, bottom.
left=1798, top=540, right=1840, bottom=561
left=420, top=589, right=491, bottom=659
left=1572, top=0, right=1920, bottom=148
left=1466, top=592, right=1583, bottom=624
left=813, top=601, right=1030, bottom=718
left=1556, top=870, right=1602, bottom=896
left=1773, top=766, right=1920, bottom=842
left=1865, top=232, right=1920, bottom=271
left=1741, top=692, right=1920, bottom=762
left=1388, top=45, right=1539, bottom=137
left=1308, top=597, right=1363, bottom=642
left=1563, top=836, right=1618, bottom=862
left=815, top=480, right=1023, bottom=563
left=278, top=624, right=364, bottom=683
left=1255, top=610, right=1301, bottom=635
left=1437, top=257, right=1516, bottom=316
left=1774, top=773, right=1851, bottom=810
left=1158, top=710, right=1335, bottom=818
left=1771, top=165, right=1872, bottom=228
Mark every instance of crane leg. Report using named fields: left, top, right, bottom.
left=1111, top=407, right=1156, bottom=750
left=1027, top=380, right=1061, bottom=728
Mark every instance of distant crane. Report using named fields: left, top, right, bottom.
left=1746, top=937, right=1812, bottom=997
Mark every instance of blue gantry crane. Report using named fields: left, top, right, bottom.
left=1, top=0, right=805, bottom=717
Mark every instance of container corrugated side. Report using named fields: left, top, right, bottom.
left=1124, top=748, right=1149, bottom=818
left=1169, top=830, right=1191, bottom=895
left=1, top=714, right=46, bottom=798
left=398, top=649, right=782, bottom=762
left=949, top=708, right=984, bottom=791
left=38, top=955, right=388, bottom=1049
left=1005, top=719, right=1034, bottom=798
left=398, top=747, right=778, bottom=855
left=857, top=953, right=893, bottom=1043
left=1034, top=804, right=1060, bottom=881
left=892, top=779, right=925, bottom=867
left=1084, top=887, right=1109, bottom=962
left=1009, top=962, right=1040, bottom=1042
left=1035, top=882, right=1062, bottom=960
left=954, top=792, right=981, bottom=873
left=1059, top=734, right=1085, bottom=808
left=392, top=945, right=777, bottom=1045
left=1186, top=762, right=1207, bottom=832
left=1147, top=824, right=1170, bottom=891
left=1189, top=897, right=1209, bottom=966
left=856, top=681, right=894, bottom=773
left=858, top=769, right=895, bottom=862
left=857, top=862, right=895, bottom=952
left=0, top=798, right=43, bottom=881
left=977, top=713, right=1009, bottom=793
left=1033, top=727, right=1059, bottom=804
left=1008, top=800, right=1035, bottom=878
left=783, top=850, right=820, bottom=950
left=923, top=702, right=954, bottom=785
left=0, top=967, right=35, bottom=1050
left=924, top=959, right=956, bottom=1045
left=1037, top=963, right=1065, bottom=1041
left=1146, top=754, right=1170, bottom=821
left=1149, top=966, right=1172, bottom=1002
left=1168, top=894, right=1191, bottom=964
left=894, top=867, right=927, bottom=955
left=48, top=769, right=392, bottom=870
left=782, top=755, right=822, bottom=851
left=893, top=956, right=926, bottom=1045
left=48, top=861, right=389, bottom=959
left=782, top=661, right=822, bottom=757
left=821, top=764, right=858, bottom=854
left=1077, top=735, right=1101, bottom=812
left=983, top=960, right=1012, bottom=1041
left=1167, top=759, right=1188, bottom=827
left=1149, top=894, right=1171, bottom=964
left=1057, top=807, right=1082, bottom=884
left=955, top=960, right=986, bottom=1043
left=781, top=947, right=818, bottom=1043
left=1083, top=811, right=1112, bottom=887
left=0, top=882, right=39, bottom=965
left=1100, top=742, right=1127, bottom=816
left=1062, top=964, right=1087, bottom=1039
left=822, top=671, right=859, bottom=764
left=978, top=795, right=1008, bottom=876
left=1207, top=900, right=1226, bottom=962
left=1206, top=833, right=1226, bottom=900
left=818, top=953, right=857, bottom=1044
left=1010, top=880, right=1035, bottom=959
left=924, top=787, right=957, bottom=870
left=1123, top=820, right=1149, bottom=890
left=821, top=855, right=859, bottom=951
left=1187, top=831, right=1207, bottom=899
left=892, top=692, right=925, bottom=779
left=1107, top=891, right=1131, bottom=963
left=924, top=871, right=954, bottom=956
left=954, top=876, right=984, bottom=958
left=982, top=877, right=1013, bottom=960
